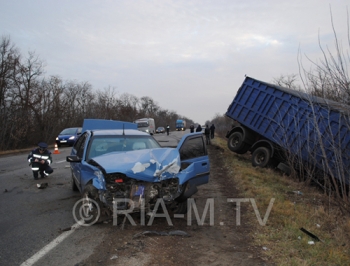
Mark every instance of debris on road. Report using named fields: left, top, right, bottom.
left=293, top=191, right=303, bottom=195
left=37, top=183, right=48, bottom=189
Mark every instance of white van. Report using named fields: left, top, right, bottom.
left=134, top=118, right=156, bottom=135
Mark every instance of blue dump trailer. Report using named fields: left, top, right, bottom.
left=176, top=119, right=186, bottom=131
left=225, top=76, right=350, bottom=184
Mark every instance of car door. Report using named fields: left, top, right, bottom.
left=70, top=132, right=89, bottom=192
left=176, top=133, right=210, bottom=186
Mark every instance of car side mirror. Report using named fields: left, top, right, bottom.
left=66, top=155, right=81, bottom=163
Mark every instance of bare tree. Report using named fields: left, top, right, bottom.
left=299, top=6, right=350, bottom=104
left=274, top=7, right=350, bottom=207
left=118, top=92, right=140, bottom=121
left=0, top=36, right=21, bottom=150
left=7, top=51, right=45, bottom=147
left=272, top=74, right=301, bottom=90
left=0, top=36, right=194, bottom=151
left=140, top=96, right=159, bottom=117
left=94, top=86, right=120, bottom=119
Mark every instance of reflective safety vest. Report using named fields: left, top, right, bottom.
left=27, top=148, right=52, bottom=170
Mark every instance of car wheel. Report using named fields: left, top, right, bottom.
left=227, top=132, right=249, bottom=154
left=168, top=200, right=188, bottom=214
left=71, top=172, right=79, bottom=191
left=81, top=184, right=102, bottom=224
left=252, top=147, right=271, bottom=168
left=84, top=184, right=99, bottom=199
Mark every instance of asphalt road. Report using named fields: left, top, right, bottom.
left=152, top=128, right=189, bottom=147
left=0, top=129, right=191, bottom=266
left=0, top=146, right=83, bottom=265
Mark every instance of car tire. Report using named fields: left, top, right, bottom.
left=252, top=147, right=271, bottom=168
left=84, top=184, right=99, bottom=198
left=71, top=172, right=79, bottom=191
left=168, top=200, right=188, bottom=214
left=81, top=184, right=102, bottom=224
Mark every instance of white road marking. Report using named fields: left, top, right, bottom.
left=55, top=160, right=66, bottom=164
left=20, top=222, right=83, bottom=266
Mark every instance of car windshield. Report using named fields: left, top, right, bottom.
left=86, top=135, right=161, bottom=160
left=136, top=122, right=148, bottom=128
left=60, top=128, right=77, bottom=135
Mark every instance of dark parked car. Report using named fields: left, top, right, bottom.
left=156, top=126, right=165, bottom=133
left=56, top=127, right=82, bottom=147
left=66, top=119, right=210, bottom=223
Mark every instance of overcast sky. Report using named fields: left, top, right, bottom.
left=1, top=0, right=349, bottom=124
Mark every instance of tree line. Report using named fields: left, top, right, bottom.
left=0, top=36, right=197, bottom=151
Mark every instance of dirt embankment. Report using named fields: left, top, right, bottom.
left=77, top=144, right=272, bottom=266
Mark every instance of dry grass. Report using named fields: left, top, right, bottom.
left=0, top=147, right=35, bottom=156
left=213, top=137, right=350, bottom=266
left=0, top=144, right=55, bottom=156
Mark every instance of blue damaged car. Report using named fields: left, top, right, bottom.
left=66, top=119, right=210, bottom=218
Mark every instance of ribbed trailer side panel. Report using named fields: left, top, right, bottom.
left=226, top=76, right=350, bottom=182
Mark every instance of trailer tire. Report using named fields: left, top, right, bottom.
left=277, top=163, right=291, bottom=175
left=252, top=147, right=271, bottom=168
left=227, top=132, right=249, bottom=154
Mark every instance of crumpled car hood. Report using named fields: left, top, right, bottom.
left=91, top=148, right=182, bottom=182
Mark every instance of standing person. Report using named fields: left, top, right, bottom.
left=196, top=124, right=202, bottom=132
left=190, top=124, right=195, bottom=133
left=27, top=142, right=54, bottom=180
left=166, top=125, right=170, bottom=135
left=204, top=125, right=211, bottom=145
left=210, top=124, right=216, bottom=139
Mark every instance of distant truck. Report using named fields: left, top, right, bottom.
left=134, top=118, right=156, bottom=135
left=176, top=119, right=186, bottom=131
left=225, top=76, right=350, bottom=184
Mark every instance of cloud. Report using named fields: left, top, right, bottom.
left=1, top=0, right=349, bottom=123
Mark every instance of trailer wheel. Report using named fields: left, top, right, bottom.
left=227, top=132, right=249, bottom=153
left=252, top=147, right=271, bottom=167
left=277, top=163, right=291, bottom=175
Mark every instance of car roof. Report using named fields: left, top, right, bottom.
left=91, top=129, right=151, bottom=137
left=82, top=119, right=137, bottom=132
left=59, top=127, right=81, bottom=133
